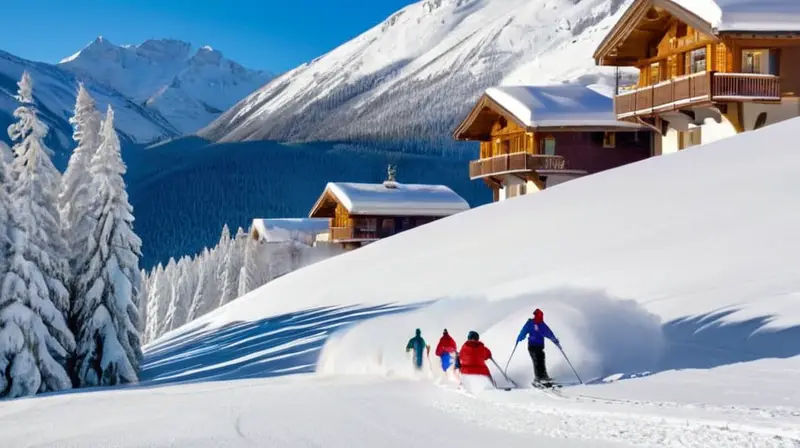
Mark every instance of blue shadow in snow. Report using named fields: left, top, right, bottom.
left=658, top=308, right=800, bottom=370
left=581, top=307, right=800, bottom=386
left=139, top=302, right=428, bottom=386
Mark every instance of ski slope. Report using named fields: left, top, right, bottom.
left=3, top=119, right=800, bottom=447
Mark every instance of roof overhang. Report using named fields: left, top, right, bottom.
left=453, top=93, right=645, bottom=141
left=452, top=94, right=528, bottom=141
left=593, top=0, right=717, bottom=67
left=309, top=187, right=339, bottom=218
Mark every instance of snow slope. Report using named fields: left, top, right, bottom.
left=4, top=117, right=800, bottom=447
left=59, top=37, right=273, bottom=134
left=199, top=0, right=636, bottom=155
left=0, top=49, right=177, bottom=166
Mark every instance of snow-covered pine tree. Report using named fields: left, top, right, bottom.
left=1, top=71, right=74, bottom=397
left=71, top=105, right=143, bottom=386
left=185, top=253, right=207, bottom=322
left=0, top=140, right=11, bottom=165
left=8, top=71, right=71, bottom=317
left=237, top=239, right=255, bottom=298
left=162, top=255, right=193, bottom=332
left=238, top=238, right=272, bottom=297
left=143, top=263, right=165, bottom=344
left=137, top=268, right=149, bottom=337
left=60, top=83, right=102, bottom=275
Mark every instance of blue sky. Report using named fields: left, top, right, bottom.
left=0, top=0, right=413, bottom=73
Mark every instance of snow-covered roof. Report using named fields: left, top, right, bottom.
left=667, top=0, right=800, bottom=32
left=485, top=85, right=643, bottom=130
left=251, top=218, right=330, bottom=243
left=318, top=181, right=470, bottom=217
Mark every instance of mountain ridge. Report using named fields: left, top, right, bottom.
left=58, top=37, right=274, bottom=134
left=199, top=0, right=636, bottom=155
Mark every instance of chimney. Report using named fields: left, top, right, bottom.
left=383, top=164, right=398, bottom=189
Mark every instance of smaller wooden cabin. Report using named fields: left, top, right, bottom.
left=250, top=218, right=331, bottom=246
left=453, top=84, right=653, bottom=202
left=308, top=179, right=470, bottom=250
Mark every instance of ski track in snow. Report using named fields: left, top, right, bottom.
left=432, top=382, right=800, bottom=447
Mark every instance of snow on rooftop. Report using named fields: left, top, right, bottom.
left=326, top=182, right=470, bottom=217
left=485, top=84, right=643, bottom=130
left=252, top=218, right=330, bottom=244
left=668, top=0, right=800, bottom=32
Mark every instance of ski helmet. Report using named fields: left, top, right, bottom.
left=415, top=328, right=421, bottom=336
left=442, top=328, right=448, bottom=335
left=467, top=331, right=479, bottom=341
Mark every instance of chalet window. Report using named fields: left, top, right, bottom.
left=688, top=47, right=706, bottom=74
left=676, top=23, right=688, bottom=38
left=381, top=218, right=394, bottom=235
left=540, top=137, right=556, bottom=155
left=356, top=218, right=376, bottom=232
left=649, top=62, right=661, bottom=83
left=500, top=139, right=510, bottom=154
left=603, top=132, right=616, bottom=148
left=742, top=49, right=777, bottom=75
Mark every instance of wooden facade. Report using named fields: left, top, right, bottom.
left=595, top=0, right=800, bottom=122
left=453, top=91, right=652, bottom=200
left=309, top=188, right=443, bottom=249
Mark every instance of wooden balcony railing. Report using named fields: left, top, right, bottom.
left=330, top=226, right=354, bottom=241
left=469, top=153, right=567, bottom=180
left=615, top=71, right=781, bottom=119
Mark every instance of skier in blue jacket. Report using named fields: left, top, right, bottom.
left=516, top=308, right=560, bottom=386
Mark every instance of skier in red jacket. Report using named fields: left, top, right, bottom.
left=458, top=331, right=493, bottom=378
left=435, top=329, right=458, bottom=372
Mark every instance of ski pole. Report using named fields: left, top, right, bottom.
left=504, top=342, right=519, bottom=374
left=489, top=358, right=518, bottom=388
left=557, top=345, right=583, bottom=384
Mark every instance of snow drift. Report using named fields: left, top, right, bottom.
left=317, top=289, right=664, bottom=385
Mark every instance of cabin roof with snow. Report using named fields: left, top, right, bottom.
left=250, top=218, right=330, bottom=243
left=453, top=84, right=643, bottom=141
left=309, top=181, right=471, bottom=218
left=594, top=0, right=800, bottom=66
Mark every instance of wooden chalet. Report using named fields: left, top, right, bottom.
left=308, top=170, right=470, bottom=249
left=594, top=0, right=800, bottom=153
left=453, top=84, right=652, bottom=201
left=250, top=218, right=330, bottom=246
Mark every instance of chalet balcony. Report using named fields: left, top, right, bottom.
left=330, top=226, right=380, bottom=242
left=469, top=153, right=569, bottom=180
left=330, top=226, right=354, bottom=241
left=615, top=71, right=781, bottom=119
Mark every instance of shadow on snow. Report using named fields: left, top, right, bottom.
left=584, top=307, right=800, bottom=386
left=139, top=303, right=428, bottom=385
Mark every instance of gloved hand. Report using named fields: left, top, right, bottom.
left=553, top=339, right=561, bottom=349
left=516, top=334, right=525, bottom=343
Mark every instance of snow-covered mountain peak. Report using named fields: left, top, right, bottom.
left=58, top=37, right=273, bottom=133
left=200, top=0, right=634, bottom=150
left=189, top=46, right=224, bottom=66
left=136, top=38, right=193, bottom=62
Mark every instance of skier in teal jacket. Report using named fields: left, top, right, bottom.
left=406, top=328, right=430, bottom=370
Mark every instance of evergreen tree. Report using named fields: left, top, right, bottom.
left=60, top=83, right=102, bottom=275
left=143, top=263, right=165, bottom=344
left=1, top=71, right=74, bottom=397
left=71, top=106, right=143, bottom=386
left=0, top=140, right=11, bottom=165
left=137, top=268, right=149, bottom=335
left=185, top=255, right=207, bottom=322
